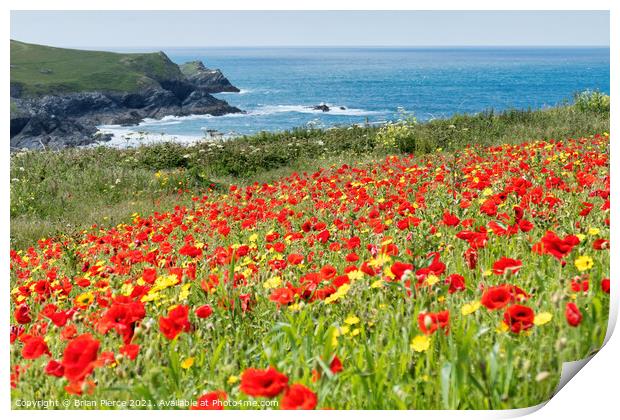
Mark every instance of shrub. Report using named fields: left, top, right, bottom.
left=574, top=90, right=610, bottom=114
left=135, top=142, right=190, bottom=170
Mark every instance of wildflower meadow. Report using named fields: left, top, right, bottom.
left=10, top=134, right=610, bottom=409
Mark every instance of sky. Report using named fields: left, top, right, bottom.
left=10, top=10, right=610, bottom=49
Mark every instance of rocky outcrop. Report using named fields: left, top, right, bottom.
left=180, top=61, right=240, bottom=93
left=312, top=104, right=330, bottom=112
left=10, top=70, right=243, bottom=150
left=10, top=85, right=242, bottom=150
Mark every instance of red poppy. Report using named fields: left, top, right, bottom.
left=593, top=239, right=610, bottom=250
left=565, top=302, right=583, bottom=327
left=191, top=390, right=227, bottom=410
left=195, top=305, right=214, bottom=319
left=281, top=384, right=317, bottom=410
left=442, top=211, right=460, bottom=227
left=330, top=355, right=343, bottom=374
left=464, top=247, right=478, bottom=269
left=445, top=274, right=465, bottom=293
left=159, top=305, right=191, bottom=340
left=269, top=285, right=298, bottom=306
left=119, top=343, right=140, bottom=360
left=179, top=243, right=202, bottom=258
left=418, top=310, right=450, bottom=335
left=601, top=278, right=610, bottom=293
left=21, top=336, right=51, bottom=360
left=391, top=261, right=413, bottom=280
left=62, top=333, right=100, bottom=383
left=49, top=310, right=71, bottom=327
left=44, top=359, right=64, bottom=377
left=503, top=305, right=534, bottom=333
left=320, top=265, right=337, bottom=280
left=492, top=257, right=522, bottom=275
left=571, top=279, right=589, bottom=293
left=481, top=285, right=513, bottom=310
left=316, top=230, right=330, bottom=244
left=98, top=297, right=145, bottom=344
left=142, top=267, right=157, bottom=284
left=538, top=231, right=580, bottom=260
left=14, top=304, right=31, bottom=324
left=287, top=253, right=304, bottom=265
left=239, top=367, right=289, bottom=398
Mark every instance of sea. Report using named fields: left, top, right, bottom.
left=98, top=47, right=610, bottom=147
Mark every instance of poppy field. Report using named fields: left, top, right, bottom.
left=10, top=133, right=610, bottom=410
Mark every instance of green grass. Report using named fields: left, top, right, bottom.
left=10, top=95, right=609, bottom=249
left=179, top=61, right=204, bottom=77
left=10, top=40, right=184, bottom=97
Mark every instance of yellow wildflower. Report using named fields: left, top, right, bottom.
left=288, top=302, right=303, bottom=312
left=181, top=357, right=194, bottom=369
left=575, top=255, right=594, bottom=272
left=410, top=335, right=431, bottom=352
left=496, top=322, right=509, bottom=333
left=461, top=301, right=481, bottom=316
left=426, top=274, right=440, bottom=286
left=75, top=292, right=94, bottom=307
left=534, top=312, right=553, bottom=326
left=371, top=279, right=384, bottom=288
left=179, top=283, right=191, bottom=300
left=347, top=270, right=364, bottom=281
left=324, top=284, right=350, bottom=304
left=263, top=276, right=282, bottom=289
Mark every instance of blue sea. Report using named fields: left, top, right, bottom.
left=99, top=47, right=609, bottom=144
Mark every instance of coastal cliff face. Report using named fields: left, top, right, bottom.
left=180, top=61, right=240, bottom=93
left=10, top=41, right=242, bottom=150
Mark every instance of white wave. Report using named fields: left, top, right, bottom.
left=218, top=88, right=253, bottom=95
left=97, top=103, right=381, bottom=130
left=248, top=104, right=382, bottom=116
left=94, top=126, right=218, bottom=148
left=141, top=114, right=216, bottom=124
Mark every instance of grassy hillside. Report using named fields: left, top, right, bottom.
left=10, top=40, right=184, bottom=96
left=179, top=61, right=204, bottom=77
left=10, top=93, right=609, bottom=249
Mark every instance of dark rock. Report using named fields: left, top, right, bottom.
left=10, top=113, right=107, bottom=150
left=10, top=117, right=30, bottom=137
left=10, top=82, right=23, bottom=98
left=312, top=104, right=330, bottom=112
left=10, top=75, right=243, bottom=149
left=181, top=60, right=240, bottom=93
left=159, top=79, right=195, bottom=101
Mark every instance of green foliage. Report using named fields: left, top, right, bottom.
left=573, top=90, right=610, bottom=114
left=10, top=40, right=183, bottom=96
left=134, top=142, right=190, bottom=170
left=179, top=61, right=204, bottom=77
left=376, top=111, right=419, bottom=152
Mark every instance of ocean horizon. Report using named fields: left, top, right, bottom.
left=98, top=46, right=610, bottom=146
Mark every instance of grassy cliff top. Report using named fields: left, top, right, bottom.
left=10, top=40, right=184, bottom=97
left=179, top=61, right=206, bottom=76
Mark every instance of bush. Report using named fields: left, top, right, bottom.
left=376, top=112, right=418, bottom=153
left=135, top=142, right=190, bottom=170
left=574, top=90, right=610, bottom=114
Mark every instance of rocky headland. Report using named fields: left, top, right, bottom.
left=10, top=40, right=243, bottom=150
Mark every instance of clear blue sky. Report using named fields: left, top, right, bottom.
left=10, top=10, right=609, bottom=48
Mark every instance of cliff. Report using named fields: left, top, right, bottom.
left=10, top=40, right=242, bottom=150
